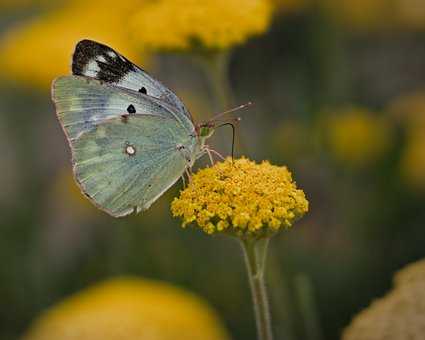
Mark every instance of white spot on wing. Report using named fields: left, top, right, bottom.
left=107, top=51, right=116, bottom=58
left=125, top=144, right=136, bottom=156
left=84, top=60, right=100, bottom=77
left=88, top=60, right=100, bottom=71
left=97, top=55, right=107, bottom=63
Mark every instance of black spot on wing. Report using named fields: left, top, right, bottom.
left=138, top=87, right=147, bottom=94
left=72, top=39, right=136, bottom=83
left=127, top=104, right=136, bottom=114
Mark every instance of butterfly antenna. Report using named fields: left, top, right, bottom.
left=216, top=118, right=240, bottom=160
left=210, top=102, right=253, bottom=122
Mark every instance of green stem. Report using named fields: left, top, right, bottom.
left=194, top=51, right=233, bottom=111
left=241, top=238, right=274, bottom=340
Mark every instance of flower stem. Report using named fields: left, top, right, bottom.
left=194, top=51, right=233, bottom=111
left=241, top=237, right=274, bottom=340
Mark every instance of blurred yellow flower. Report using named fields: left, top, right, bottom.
left=130, top=0, right=273, bottom=52
left=342, top=258, right=425, bottom=340
left=171, top=157, right=308, bottom=237
left=321, top=0, right=425, bottom=32
left=273, top=120, right=317, bottom=160
left=394, top=258, right=425, bottom=286
left=0, top=0, right=145, bottom=89
left=388, top=92, right=425, bottom=188
left=394, top=0, right=425, bottom=30
left=323, top=0, right=394, bottom=31
left=325, top=107, right=392, bottom=167
left=400, top=130, right=425, bottom=188
left=51, top=167, right=97, bottom=216
left=22, top=277, right=230, bottom=340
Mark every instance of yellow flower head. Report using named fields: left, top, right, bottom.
left=130, top=0, right=273, bottom=52
left=171, top=158, right=308, bottom=237
left=343, top=258, right=425, bottom=340
left=325, top=107, right=392, bottom=167
left=22, top=277, right=230, bottom=340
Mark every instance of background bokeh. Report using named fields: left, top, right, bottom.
left=1, top=1, right=425, bottom=339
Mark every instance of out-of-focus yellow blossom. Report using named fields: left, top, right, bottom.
left=323, top=0, right=394, bottom=31
left=22, top=277, right=230, bottom=340
left=388, top=92, right=425, bottom=188
left=394, top=0, right=425, bottom=30
left=0, top=0, right=145, bottom=89
left=273, top=120, right=318, bottom=160
left=130, top=0, right=273, bottom=52
left=342, top=258, right=425, bottom=340
left=394, top=258, right=425, bottom=286
left=51, top=168, right=97, bottom=216
left=325, top=107, right=392, bottom=167
left=171, top=158, right=308, bottom=237
left=400, top=131, right=425, bottom=188
left=321, top=0, right=425, bottom=32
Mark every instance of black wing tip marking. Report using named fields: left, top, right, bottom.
left=72, top=39, right=136, bottom=83
left=72, top=40, right=96, bottom=75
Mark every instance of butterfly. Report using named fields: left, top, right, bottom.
left=52, top=40, right=246, bottom=217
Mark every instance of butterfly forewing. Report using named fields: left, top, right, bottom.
left=72, top=39, right=192, bottom=121
left=52, top=76, right=194, bottom=140
left=72, top=115, right=195, bottom=217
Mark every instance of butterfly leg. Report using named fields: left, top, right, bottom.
left=185, top=167, right=192, bottom=183
left=181, top=174, right=186, bottom=188
left=208, top=148, right=226, bottom=161
left=206, top=148, right=215, bottom=166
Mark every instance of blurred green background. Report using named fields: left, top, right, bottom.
left=1, top=1, right=425, bottom=339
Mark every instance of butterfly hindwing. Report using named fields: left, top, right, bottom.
left=52, top=75, right=193, bottom=140
left=72, top=39, right=192, bottom=121
left=72, top=115, right=194, bottom=217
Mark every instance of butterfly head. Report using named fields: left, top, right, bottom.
left=197, top=121, right=216, bottom=139
left=195, top=102, right=252, bottom=139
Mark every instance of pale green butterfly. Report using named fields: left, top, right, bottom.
left=52, top=40, right=248, bottom=217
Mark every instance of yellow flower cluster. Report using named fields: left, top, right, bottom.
left=130, top=0, right=273, bottom=51
left=325, top=107, right=392, bottom=167
left=171, top=158, right=308, bottom=236
left=22, top=277, right=230, bottom=340
left=343, top=258, right=425, bottom=340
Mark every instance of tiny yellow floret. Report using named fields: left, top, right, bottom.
left=171, top=158, right=308, bottom=237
